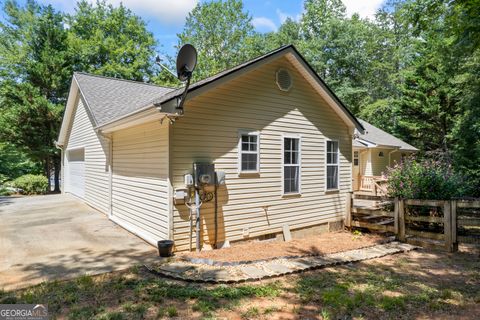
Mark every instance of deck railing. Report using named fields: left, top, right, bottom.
left=359, top=175, right=388, bottom=196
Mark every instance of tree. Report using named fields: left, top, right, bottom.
left=0, top=1, right=70, bottom=191
left=0, top=0, right=162, bottom=191
left=177, top=0, right=256, bottom=80
left=299, top=0, right=375, bottom=114
left=67, top=0, right=158, bottom=82
left=446, top=0, right=480, bottom=184
left=0, top=143, right=41, bottom=184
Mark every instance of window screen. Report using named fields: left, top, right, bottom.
left=284, top=137, right=300, bottom=193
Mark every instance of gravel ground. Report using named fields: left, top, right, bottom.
left=180, top=231, right=387, bottom=262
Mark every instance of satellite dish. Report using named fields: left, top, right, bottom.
left=176, top=44, right=197, bottom=82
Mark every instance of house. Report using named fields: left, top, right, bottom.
left=57, top=45, right=366, bottom=251
left=353, top=119, right=418, bottom=195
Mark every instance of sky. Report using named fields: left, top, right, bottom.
left=6, top=0, right=386, bottom=56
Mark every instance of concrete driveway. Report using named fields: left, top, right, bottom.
left=0, top=194, right=158, bottom=291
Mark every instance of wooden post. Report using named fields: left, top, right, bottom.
left=450, top=200, right=458, bottom=252
left=444, top=200, right=453, bottom=252
left=345, top=192, right=352, bottom=228
left=398, top=199, right=406, bottom=242
left=394, top=197, right=399, bottom=236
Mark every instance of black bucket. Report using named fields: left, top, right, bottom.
left=157, top=240, right=174, bottom=257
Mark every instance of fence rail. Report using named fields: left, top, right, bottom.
left=345, top=193, right=480, bottom=252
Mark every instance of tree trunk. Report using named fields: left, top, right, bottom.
left=44, top=157, right=51, bottom=193
left=53, top=154, right=61, bottom=193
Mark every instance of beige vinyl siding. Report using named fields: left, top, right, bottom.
left=111, top=121, right=170, bottom=245
left=64, top=97, right=109, bottom=213
left=370, top=148, right=394, bottom=176
left=171, top=57, right=352, bottom=251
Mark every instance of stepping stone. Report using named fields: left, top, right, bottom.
left=199, top=269, right=231, bottom=281
left=289, top=260, right=316, bottom=269
left=158, top=263, right=194, bottom=274
left=240, top=266, right=269, bottom=279
left=264, top=263, right=293, bottom=274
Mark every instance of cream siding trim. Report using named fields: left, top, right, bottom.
left=63, top=97, right=109, bottom=213
left=111, top=121, right=170, bottom=245
left=171, top=57, right=352, bottom=251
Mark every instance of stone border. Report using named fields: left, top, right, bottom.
left=177, top=238, right=394, bottom=267
left=145, top=242, right=418, bottom=284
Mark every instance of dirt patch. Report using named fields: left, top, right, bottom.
left=180, top=231, right=386, bottom=263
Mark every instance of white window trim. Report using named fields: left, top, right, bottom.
left=282, top=134, right=302, bottom=196
left=238, top=130, right=260, bottom=175
left=325, top=139, right=340, bottom=191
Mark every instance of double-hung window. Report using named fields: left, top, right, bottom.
left=326, top=140, right=339, bottom=190
left=239, top=131, right=259, bottom=173
left=283, top=136, right=301, bottom=194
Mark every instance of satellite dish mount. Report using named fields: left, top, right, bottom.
left=175, top=44, right=197, bottom=115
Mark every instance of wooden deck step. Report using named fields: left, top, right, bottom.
left=376, top=219, right=394, bottom=225
left=361, top=215, right=383, bottom=220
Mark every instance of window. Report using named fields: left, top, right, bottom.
left=353, top=151, right=359, bottom=166
left=283, top=136, right=300, bottom=194
left=326, top=140, right=339, bottom=190
left=239, top=131, right=259, bottom=173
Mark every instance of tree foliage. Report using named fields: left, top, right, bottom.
left=67, top=0, right=158, bottom=81
left=0, top=0, right=159, bottom=190
left=177, top=0, right=257, bottom=80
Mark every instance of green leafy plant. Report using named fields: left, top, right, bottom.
left=12, top=174, right=48, bottom=195
left=386, top=158, right=471, bottom=200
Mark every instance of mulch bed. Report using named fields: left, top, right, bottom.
left=179, top=231, right=387, bottom=263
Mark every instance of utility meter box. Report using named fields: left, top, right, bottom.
left=184, top=174, right=194, bottom=187
left=174, top=188, right=187, bottom=205
left=216, top=170, right=226, bottom=185
left=193, top=163, right=215, bottom=187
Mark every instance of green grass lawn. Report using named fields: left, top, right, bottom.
left=1, top=247, right=479, bottom=319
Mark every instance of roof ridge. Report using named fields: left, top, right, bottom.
left=73, top=71, right=178, bottom=90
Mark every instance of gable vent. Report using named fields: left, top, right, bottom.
left=276, top=68, right=292, bottom=92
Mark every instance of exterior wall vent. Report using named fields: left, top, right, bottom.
left=276, top=68, right=292, bottom=92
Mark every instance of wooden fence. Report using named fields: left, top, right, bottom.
left=345, top=193, right=480, bottom=252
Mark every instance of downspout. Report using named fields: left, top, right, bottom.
left=99, top=133, right=113, bottom=217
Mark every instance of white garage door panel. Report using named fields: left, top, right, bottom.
left=67, top=148, right=85, bottom=198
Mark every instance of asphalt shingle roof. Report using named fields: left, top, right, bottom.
left=74, top=72, right=175, bottom=126
left=356, top=119, right=417, bottom=151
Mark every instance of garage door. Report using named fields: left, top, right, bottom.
left=67, top=148, right=85, bottom=198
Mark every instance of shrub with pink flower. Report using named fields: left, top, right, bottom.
left=386, top=157, right=471, bottom=199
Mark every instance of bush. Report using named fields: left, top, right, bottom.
left=0, top=187, right=13, bottom=196
left=12, top=174, right=48, bottom=195
left=386, top=158, right=471, bottom=200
